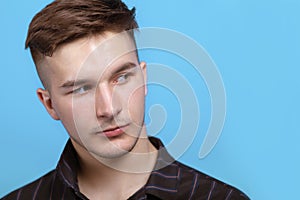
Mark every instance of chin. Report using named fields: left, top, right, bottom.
left=89, top=134, right=139, bottom=159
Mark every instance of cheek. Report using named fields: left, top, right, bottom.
left=54, top=96, right=96, bottom=135
left=71, top=96, right=97, bottom=128
left=52, top=99, right=79, bottom=137
left=126, top=86, right=146, bottom=121
left=52, top=98, right=74, bottom=122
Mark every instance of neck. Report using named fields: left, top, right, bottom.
left=72, top=130, right=158, bottom=199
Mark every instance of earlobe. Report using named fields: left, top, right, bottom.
left=36, top=88, right=60, bottom=120
left=140, top=61, right=147, bottom=95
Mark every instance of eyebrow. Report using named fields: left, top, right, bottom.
left=59, top=62, right=138, bottom=88
left=59, top=79, right=90, bottom=88
left=109, top=62, right=138, bottom=76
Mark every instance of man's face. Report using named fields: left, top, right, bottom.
left=38, top=32, right=147, bottom=159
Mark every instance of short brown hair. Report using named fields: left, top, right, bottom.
left=25, top=0, right=138, bottom=87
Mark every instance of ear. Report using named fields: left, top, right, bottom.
left=139, top=61, right=147, bottom=95
left=37, top=88, right=60, bottom=120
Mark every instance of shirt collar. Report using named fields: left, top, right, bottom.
left=56, top=139, right=80, bottom=192
left=144, top=137, right=179, bottom=199
left=56, top=137, right=179, bottom=199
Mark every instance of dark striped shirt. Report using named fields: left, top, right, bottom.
left=1, top=137, right=249, bottom=200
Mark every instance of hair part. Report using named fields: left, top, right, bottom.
left=25, top=0, right=138, bottom=88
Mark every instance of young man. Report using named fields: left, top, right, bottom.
left=2, top=0, right=249, bottom=199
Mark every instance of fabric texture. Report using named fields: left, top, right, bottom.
left=1, top=137, right=249, bottom=200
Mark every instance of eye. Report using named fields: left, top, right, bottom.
left=114, top=73, right=130, bottom=84
left=72, top=85, right=91, bottom=94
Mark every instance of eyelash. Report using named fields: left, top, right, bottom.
left=113, top=72, right=133, bottom=85
left=72, top=85, right=92, bottom=95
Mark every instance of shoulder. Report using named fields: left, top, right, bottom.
left=174, top=161, right=250, bottom=200
left=1, top=170, right=58, bottom=200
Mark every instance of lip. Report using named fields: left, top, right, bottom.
left=97, top=124, right=128, bottom=138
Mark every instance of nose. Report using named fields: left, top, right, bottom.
left=95, top=84, right=121, bottom=120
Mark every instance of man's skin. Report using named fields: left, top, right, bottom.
left=36, top=31, right=158, bottom=199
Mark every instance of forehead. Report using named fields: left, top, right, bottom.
left=42, top=31, right=138, bottom=84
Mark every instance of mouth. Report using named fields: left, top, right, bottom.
left=96, top=124, right=129, bottom=138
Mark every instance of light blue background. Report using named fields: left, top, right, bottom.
left=1, top=1, right=299, bottom=199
